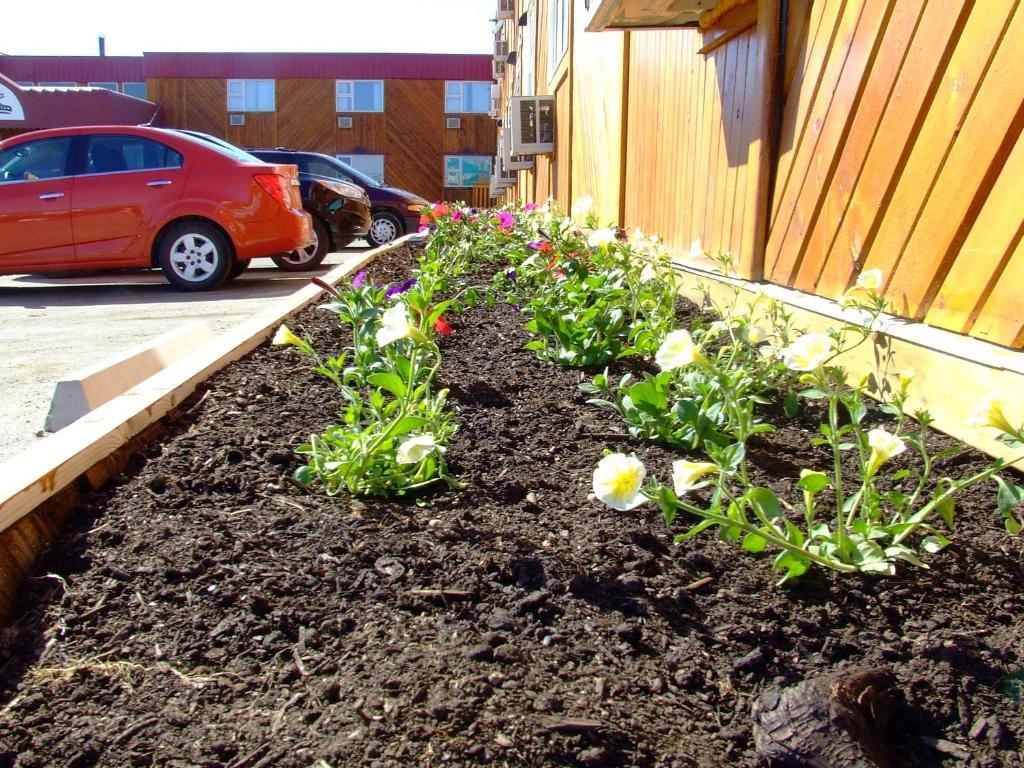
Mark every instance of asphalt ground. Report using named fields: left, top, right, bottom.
left=0, top=244, right=370, bottom=465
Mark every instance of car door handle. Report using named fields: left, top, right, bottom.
left=38, top=192, right=65, bottom=200
left=147, top=180, right=173, bottom=187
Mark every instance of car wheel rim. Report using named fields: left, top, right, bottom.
left=169, top=234, right=219, bottom=282
left=284, top=228, right=319, bottom=264
left=371, top=216, right=398, bottom=244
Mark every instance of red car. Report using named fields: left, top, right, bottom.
left=0, top=126, right=312, bottom=290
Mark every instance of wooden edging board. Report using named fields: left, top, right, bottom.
left=0, top=236, right=417, bottom=622
left=674, top=264, right=1024, bottom=472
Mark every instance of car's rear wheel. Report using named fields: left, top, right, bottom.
left=367, top=211, right=402, bottom=248
left=157, top=221, right=232, bottom=291
left=272, top=217, right=329, bottom=271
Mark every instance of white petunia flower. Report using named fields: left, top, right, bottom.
left=593, top=453, right=647, bottom=511
left=781, top=332, right=834, bottom=371
left=396, top=433, right=442, bottom=464
left=655, top=329, right=708, bottom=371
left=671, top=460, right=718, bottom=495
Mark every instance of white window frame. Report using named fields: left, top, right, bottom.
left=521, top=9, right=536, bottom=96
left=88, top=82, right=119, bottom=91
left=336, top=80, right=384, bottom=113
left=548, top=0, right=570, bottom=74
left=445, top=81, right=491, bottom=114
left=444, top=155, right=492, bottom=188
left=226, top=79, right=276, bottom=112
left=39, top=82, right=77, bottom=87
left=337, top=154, right=385, bottom=183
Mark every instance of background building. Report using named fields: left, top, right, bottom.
left=0, top=52, right=496, bottom=201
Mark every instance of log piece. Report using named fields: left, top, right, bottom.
left=751, top=667, right=902, bottom=768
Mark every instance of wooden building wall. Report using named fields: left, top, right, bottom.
left=765, top=0, right=1024, bottom=347
left=147, top=77, right=495, bottom=203
left=499, top=0, right=1024, bottom=349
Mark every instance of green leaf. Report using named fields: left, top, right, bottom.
left=783, top=390, right=800, bottom=418
left=748, top=487, right=783, bottom=520
left=294, top=465, right=316, bottom=484
left=934, top=495, right=955, bottom=530
left=742, top=532, right=768, bottom=553
left=921, top=534, right=950, bottom=554
left=772, top=551, right=810, bottom=583
left=673, top=518, right=718, bottom=542
left=391, top=415, right=428, bottom=438
left=367, top=372, right=407, bottom=398
left=797, top=473, right=830, bottom=494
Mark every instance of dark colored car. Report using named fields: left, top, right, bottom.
left=248, top=149, right=429, bottom=248
left=0, top=126, right=311, bottom=291
left=177, top=132, right=371, bottom=271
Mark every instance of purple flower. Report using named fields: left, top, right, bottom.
left=385, top=278, right=417, bottom=298
left=497, top=211, right=514, bottom=230
left=511, top=304, right=521, bottom=313
left=524, top=202, right=537, bottom=212
left=351, top=270, right=367, bottom=289
left=506, top=269, right=516, bottom=282
left=528, top=240, right=545, bottom=250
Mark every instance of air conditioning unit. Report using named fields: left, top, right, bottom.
left=500, top=127, right=534, bottom=171
left=229, top=114, right=245, bottom=126
left=338, top=116, right=353, bottom=128
left=494, top=38, right=509, bottom=61
left=497, top=0, right=515, bottom=20
left=490, top=94, right=501, bottom=116
left=492, top=59, right=506, bottom=79
left=446, top=117, right=462, bottom=129
left=509, top=95, right=554, bottom=154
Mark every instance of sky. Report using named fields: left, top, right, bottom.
left=0, top=0, right=498, bottom=56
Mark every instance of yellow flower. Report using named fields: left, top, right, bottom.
left=593, top=453, right=647, bottom=511
left=866, top=428, right=906, bottom=477
left=671, top=460, right=717, bottom=495
left=781, top=332, right=834, bottom=371
left=855, top=269, right=885, bottom=292
left=396, top=433, right=441, bottom=464
left=967, top=399, right=1018, bottom=437
left=272, top=324, right=313, bottom=354
left=587, top=227, right=617, bottom=249
left=746, top=326, right=768, bottom=345
left=376, top=303, right=428, bottom=347
left=571, top=195, right=593, bottom=217
left=655, top=329, right=708, bottom=371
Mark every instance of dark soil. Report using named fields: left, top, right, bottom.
left=1, top=244, right=1022, bottom=768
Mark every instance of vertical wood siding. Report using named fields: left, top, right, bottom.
left=765, top=0, right=1024, bottom=347
left=624, top=22, right=766, bottom=275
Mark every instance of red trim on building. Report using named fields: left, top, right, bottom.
left=1, top=53, right=494, bottom=83
left=0, top=55, right=145, bottom=83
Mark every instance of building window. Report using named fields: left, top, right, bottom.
left=123, top=82, right=148, bottom=100
left=227, top=79, right=275, bottom=112
left=336, top=80, right=383, bottom=112
left=444, top=155, right=491, bottom=187
left=39, top=82, right=77, bottom=87
left=548, top=0, right=570, bottom=74
left=338, top=154, right=384, bottom=183
left=16, top=82, right=34, bottom=87
left=445, top=81, right=490, bottom=113
left=88, top=82, right=119, bottom=92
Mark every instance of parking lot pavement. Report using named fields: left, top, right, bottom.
left=0, top=245, right=369, bottom=465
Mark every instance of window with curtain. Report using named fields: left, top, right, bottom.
left=227, top=80, right=275, bottom=112
left=336, top=80, right=384, bottom=112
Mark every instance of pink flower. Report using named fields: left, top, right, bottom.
left=434, top=316, right=453, bottom=335
left=452, top=209, right=464, bottom=223
left=524, top=202, right=537, bottom=211
left=497, top=211, right=514, bottom=230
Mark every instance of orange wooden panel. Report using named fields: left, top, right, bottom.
left=883, top=4, right=1024, bottom=318
left=226, top=111, right=276, bottom=150
left=791, top=0, right=930, bottom=293
left=859, top=0, right=1018, bottom=314
left=970, top=228, right=1024, bottom=348
left=767, top=0, right=890, bottom=285
left=927, top=128, right=1024, bottom=334
left=337, top=113, right=387, bottom=154
left=815, top=0, right=973, bottom=295
left=277, top=79, right=335, bottom=153
left=385, top=79, right=446, bottom=201
left=555, top=74, right=572, bottom=207
left=184, top=79, right=227, bottom=137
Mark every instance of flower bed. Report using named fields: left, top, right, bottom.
left=1, top=228, right=1022, bottom=767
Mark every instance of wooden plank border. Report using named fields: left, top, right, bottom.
left=673, top=263, right=1024, bottom=472
left=0, top=236, right=417, bottom=622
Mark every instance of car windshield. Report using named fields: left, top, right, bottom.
left=321, top=156, right=381, bottom=189
left=163, top=129, right=264, bottom=163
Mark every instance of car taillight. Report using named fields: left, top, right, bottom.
left=253, top=173, right=290, bottom=208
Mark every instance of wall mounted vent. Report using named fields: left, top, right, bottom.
left=494, top=38, right=510, bottom=61
left=229, top=114, right=246, bottom=126
left=500, top=127, right=534, bottom=171
left=446, top=117, right=462, bottom=129
left=492, top=59, right=506, bottom=79
left=509, top=95, right=554, bottom=154
left=497, top=0, right=515, bottom=19
left=338, top=116, right=353, bottom=128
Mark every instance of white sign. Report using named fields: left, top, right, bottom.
left=0, top=85, right=26, bottom=121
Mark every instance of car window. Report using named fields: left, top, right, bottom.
left=85, top=135, right=183, bottom=174
left=304, top=158, right=346, bottom=180
left=0, top=138, right=73, bottom=183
